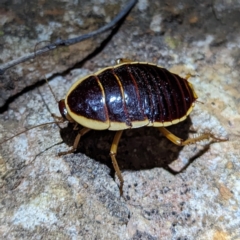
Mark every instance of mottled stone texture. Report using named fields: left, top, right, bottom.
left=0, top=0, right=127, bottom=106
left=0, top=0, right=240, bottom=239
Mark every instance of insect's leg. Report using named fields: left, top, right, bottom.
left=158, top=127, right=226, bottom=146
left=115, top=58, right=133, bottom=64
left=109, top=130, right=124, bottom=196
left=185, top=75, right=198, bottom=98
left=58, top=127, right=91, bottom=156
left=51, top=113, right=64, bottom=122
left=185, top=73, right=193, bottom=80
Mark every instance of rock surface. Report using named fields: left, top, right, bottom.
left=0, top=0, right=128, bottom=106
left=0, top=0, right=240, bottom=239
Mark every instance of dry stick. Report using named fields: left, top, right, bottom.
left=0, top=0, right=137, bottom=75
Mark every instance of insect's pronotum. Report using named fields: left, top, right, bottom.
left=56, top=58, right=225, bottom=195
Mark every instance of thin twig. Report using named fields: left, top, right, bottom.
left=0, top=0, right=137, bottom=75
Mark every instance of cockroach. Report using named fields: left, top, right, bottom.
left=57, top=58, right=226, bottom=195
left=1, top=59, right=226, bottom=195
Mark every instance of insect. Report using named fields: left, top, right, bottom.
left=57, top=58, right=225, bottom=195
left=1, top=58, right=225, bottom=196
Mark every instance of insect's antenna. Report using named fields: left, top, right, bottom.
left=196, top=100, right=204, bottom=104
left=0, top=120, right=64, bottom=145
left=34, top=41, right=59, bottom=104
left=44, top=76, right=59, bottom=104
left=1, top=43, right=64, bottom=145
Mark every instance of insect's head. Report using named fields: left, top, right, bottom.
left=58, top=99, right=75, bottom=123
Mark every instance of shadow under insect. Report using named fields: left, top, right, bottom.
left=59, top=117, right=207, bottom=178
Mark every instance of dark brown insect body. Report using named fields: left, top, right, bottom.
left=60, top=62, right=197, bottom=131
left=58, top=60, right=215, bottom=196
